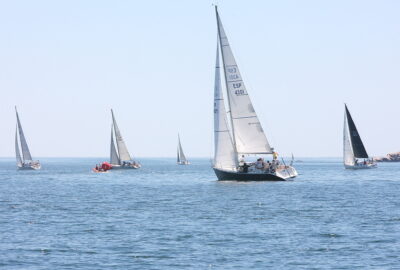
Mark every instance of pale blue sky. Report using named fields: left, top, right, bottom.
left=1, top=0, right=399, bottom=158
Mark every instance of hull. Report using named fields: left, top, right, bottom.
left=213, top=168, right=286, bottom=181
left=177, top=161, right=190, bottom=165
left=17, top=163, right=41, bottom=170
left=111, top=164, right=141, bottom=170
left=92, top=168, right=109, bottom=173
left=345, top=163, right=377, bottom=170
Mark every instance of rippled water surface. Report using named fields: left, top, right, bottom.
left=1, top=158, right=400, bottom=269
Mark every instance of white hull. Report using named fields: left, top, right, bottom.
left=177, top=161, right=190, bottom=165
left=111, top=163, right=141, bottom=170
left=345, top=163, right=377, bottom=170
left=18, top=162, right=41, bottom=170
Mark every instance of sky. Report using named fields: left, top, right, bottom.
left=0, top=0, right=399, bottom=158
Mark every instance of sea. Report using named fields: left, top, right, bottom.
left=0, top=158, right=399, bottom=269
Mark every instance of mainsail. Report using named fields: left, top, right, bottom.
left=15, top=108, right=33, bottom=161
left=216, top=7, right=272, bottom=155
left=343, top=111, right=355, bottom=165
left=344, top=105, right=368, bottom=159
left=110, top=124, right=120, bottom=165
left=15, top=126, right=22, bottom=166
left=111, top=109, right=132, bottom=162
left=213, top=42, right=238, bottom=170
left=177, top=134, right=188, bottom=163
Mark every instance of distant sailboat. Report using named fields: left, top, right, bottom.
left=109, top=109, right=141, bottom=169
left=212, top=7, right=297, bottom=181
left=177, top=134, right=190, bottom=165
left=343, top=104, right=377, bottom=169
left=15, top=107, right=41, bottom=170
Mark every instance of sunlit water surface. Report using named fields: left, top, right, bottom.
left=1, top=158, right=399, bottom=269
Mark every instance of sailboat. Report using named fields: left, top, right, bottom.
left=343, top=104, right=377, bottom=169
left=177, top=134, right=190, bottom=165
left=212, top=7, right=297, bottom=181
left=109, top=109, right=141, bottom=169
left=15, top=107, right=41, bottom=170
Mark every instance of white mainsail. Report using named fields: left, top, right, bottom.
left=177, top=134, right=188, bottom=163
left=15, top=108, right=33, bottom=162
left=216, top=8, right=272, bottom=155
left=110, top=123, right=120, bottom=165
left=343, top=110, right=355, bottom=166
left=111, top=109, right=132, bottom=162
left=15, top=126, right=22, bottom=166
left=213, top=43, right=238, bottom=170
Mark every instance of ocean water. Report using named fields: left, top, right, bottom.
left=0, top=158, right=399, bottom=269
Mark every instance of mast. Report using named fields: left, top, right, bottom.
left=110, top=123, right=120, bottom=165
left=177, top=134, right=187, bottom=163
left=111, top=109, right=132, bottom=162
left=213, top=39, right=238, bottom=169
left=215, top=6, right=238, bottom=158
left=15, top=107, right=33, bottom=162
left=15, top=125, right=22, bottom=166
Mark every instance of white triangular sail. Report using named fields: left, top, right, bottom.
left=110, top=124, right=120, bottom=165
left=213, top=42, right=238, bottom=170
left=343, top=112, right=354, bottom=166
left=111, top=109, right=132, bottom=162
left=216, top=9, right=272, bottom=155
left=15, top=108, right=33, bottom=162
left=15, top=126, right=22, bottom=166
left=177, top=135, right=188, bottom=163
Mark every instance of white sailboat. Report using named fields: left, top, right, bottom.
left=343, top=104, right=377, bottom=169
left=15, top=107, right=41, bottom=170
left=109, top=109, right=141, bottom=169
left=177, top=134, right=190, bottom=165
left=213, top=7, right=297, bottom=181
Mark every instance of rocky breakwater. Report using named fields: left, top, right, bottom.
left=374, top=152, right=400, bottom=162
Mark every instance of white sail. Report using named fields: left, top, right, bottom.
left=213, top=42, right=238, bottom=170
left=177, top=135, right=188, bottom=163
left=216, top=9, right=272, bottom=155
left=15, top=108, right=33, bottom=161
left=343, top=112, right=354, bottom=166
left=111, top=109, right=132, bottom=162
left=110, top=124, right=120, bottom=165
left=15, top=126, right=22, bottom=166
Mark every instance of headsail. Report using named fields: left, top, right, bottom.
left=344, top=105, right=368, bottom=158
left=15, top=108, right=33, bottom=161
left=15, top=126, right=22, bottom=166
left=177, top=134, right=188, bottom=163
left=110, top=124, right=120, bottom=165
left=216, top=7, right=272, bottom=155
left=111, top=109, right=132, bottom=162
left=213, top=41, right=238, bottom=170
left=343, top=110, right=355, bottom=165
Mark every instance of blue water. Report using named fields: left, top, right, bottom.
left=0, top=158, right=400, bottom=269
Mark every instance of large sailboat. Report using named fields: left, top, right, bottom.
left=177, top=134, right=190, bottom=165
left=109, top=109, right=141, bottom=169
left=213, top=7, right=297, bottom=181
left=15, top=107, right=41, bottom=170
left=343, top=104, right=377, bottom=169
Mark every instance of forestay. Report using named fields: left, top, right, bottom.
left=216, top=8, right=272, bottom=154
left=111, top=110, right=132, bottom=162
left=213, top=43, right=238, bottom=170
